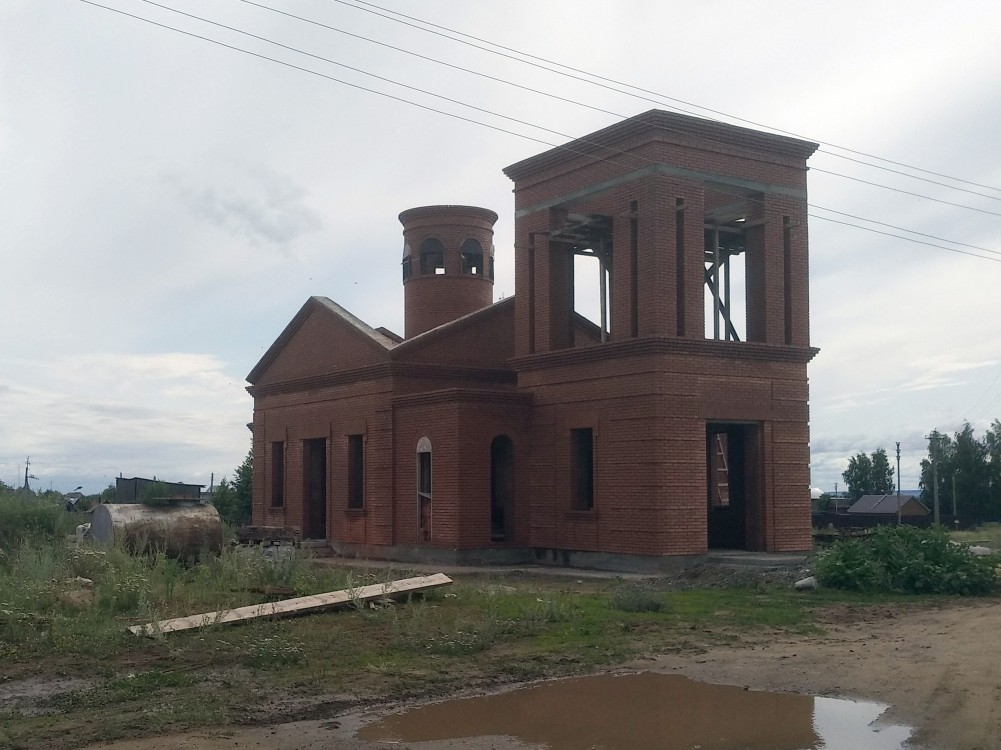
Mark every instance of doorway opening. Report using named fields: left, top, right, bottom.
left=490, top=435, right=515, bottom=542
left=302, top=437, right=327, bottom=540
left=706, top=423, right=763, bottom=550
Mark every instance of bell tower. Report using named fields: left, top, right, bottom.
left=400, top=205, right=497, bottom=339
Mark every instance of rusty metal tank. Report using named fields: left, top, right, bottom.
left=90, top=502, right=223, bottom=559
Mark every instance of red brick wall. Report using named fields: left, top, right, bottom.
left=251, top=379, right=394, bottom=543
left=513, top=342, right=813, bottom=555
left=389, top=391, right=530, bottom=549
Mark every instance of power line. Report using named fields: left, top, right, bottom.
left=80, top=1, right=1001, bottom=263
left=809, top=214, right=1001, bottom=263
left=146, top=0, right=1001, bottom=259
left=77, top=2, right=637, bottom=167
left=135, top=0, right=645, bottom=164
left=125, top=1, right=1001, bottom=224
left=810, top=205, right=1001, bottom=257
left=967, top=366, right=1001, bottom=424
left=235, top=0, right=628, bottom=122
left=236, top=0, right=1001, bottom=203
left=339, top=0, right=1001, bottom=196
left=809, top=168, right=1001, bottom=218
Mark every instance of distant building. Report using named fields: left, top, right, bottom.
left=64, top=491, right=85, bottom=511
left=115, top=477, right=202, bottom=504
left=247, top=110, right=819, bottom=570
left=847, top=494, right=929, bottom=517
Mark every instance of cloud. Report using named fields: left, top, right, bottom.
left=0, top=353, right=250, bottom=493
left=165, top=166, right=324, bottom=250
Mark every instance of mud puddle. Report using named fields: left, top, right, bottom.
left=358, top=671, right=912, bottom=749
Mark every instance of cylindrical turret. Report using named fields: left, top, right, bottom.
left=400, top=205, right=497, bottom=338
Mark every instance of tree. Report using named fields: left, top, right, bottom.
left=233, top=450, right=252, bottom=513
left=213, top=450, right=253, bottom=526
left=870, top=448, right=895, bottom=494
left=843, top=452, right=873, bottom=501
left=986, top=419, right=1001, bottom=520
left=920, top=423, right=998, bottom=523
left=842, top=448, right=895, bottom=501
left=953, top=423, right=989, bottom=522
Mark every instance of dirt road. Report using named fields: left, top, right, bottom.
left=83, top=599, right=1001, bottom=750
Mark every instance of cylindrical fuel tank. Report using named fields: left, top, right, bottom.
left=90, top=502, right=223, bottom=559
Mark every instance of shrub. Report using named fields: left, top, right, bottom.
left=0, top=493, right=70, bottom=547
left=815, top=525, right=998, bottom=595
left=608, top=581, right=667, bottom=613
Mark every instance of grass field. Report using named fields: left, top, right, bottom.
left=0, top=492, right=996, bottom=749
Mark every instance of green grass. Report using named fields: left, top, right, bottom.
left=0, top=496, right=988, bottom=749
left=951, top=522, right=1001, bottom=549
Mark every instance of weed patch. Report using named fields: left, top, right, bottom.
left=608, top=582, right=668, bottom=613
left=816, top=525, right=998, bottom=595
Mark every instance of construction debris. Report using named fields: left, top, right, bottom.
left=127, top=573, right=452, bottom=636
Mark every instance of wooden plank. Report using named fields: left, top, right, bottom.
left=127, top=573, right=452, bottom=636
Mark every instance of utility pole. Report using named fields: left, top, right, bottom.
left=929, top=434, right=941, bottom=526
left=952, top=471, right=959, bottom=528
left=896, top=442, right=901, bottom=525
left=22, top=456, right=38, bottom=492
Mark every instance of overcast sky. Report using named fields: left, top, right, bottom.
left=2, top=1, right=1000, bottom=496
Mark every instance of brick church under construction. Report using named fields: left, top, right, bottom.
left=247, top=110, right=819, bottom=570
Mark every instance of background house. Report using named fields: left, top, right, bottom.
left=847, top=494, right=929, bottom=517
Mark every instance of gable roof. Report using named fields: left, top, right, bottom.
left=390, top=296, right=514, bottom=361
left=847, top=494, right=929, bottom=514
left=247, top=296, right=395, bottom=384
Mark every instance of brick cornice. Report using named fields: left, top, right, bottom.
left=509, top=337, right=819, bottom=371
left=247, top=361, right=517, bottom=399
left=392, top=388, right=531, bottom=408
left=503, top=109, right=818, bottom=183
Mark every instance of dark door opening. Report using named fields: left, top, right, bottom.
left=303, top=438, right=327, bottom=540
left=490, top=436, right=515, bottom=542
left=707, top=423, right=763, bottom=550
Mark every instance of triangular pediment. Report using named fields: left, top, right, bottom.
left=248, top=296, right=393, bottom=386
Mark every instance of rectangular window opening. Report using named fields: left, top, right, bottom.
left=570, top=427, right=594, bottom=511
left=783, top=217, right=793, bottom=345
left=676, top=198, right=686, bottom=337
left=270, top=441, right=285, bottom=507
left=629, top=201, right=638, bottom=338
left=347, top=434, right=364, bottom=509
left=566, top=217, right=613, bottom=342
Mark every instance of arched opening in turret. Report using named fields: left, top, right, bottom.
left=460, top=238, right=484, bottom=276
left=419, top=238, right=446, bottom=275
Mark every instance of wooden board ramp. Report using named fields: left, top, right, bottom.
left=127, top=573, right=452, bottom=636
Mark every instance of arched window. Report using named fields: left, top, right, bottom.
left=417, top=437, right=432, bottom=541
left=419, top=238, right=445, bottom=275
left=401, top=243, right=411, bottom=281
left=460, top=238, right=484, bottom=276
